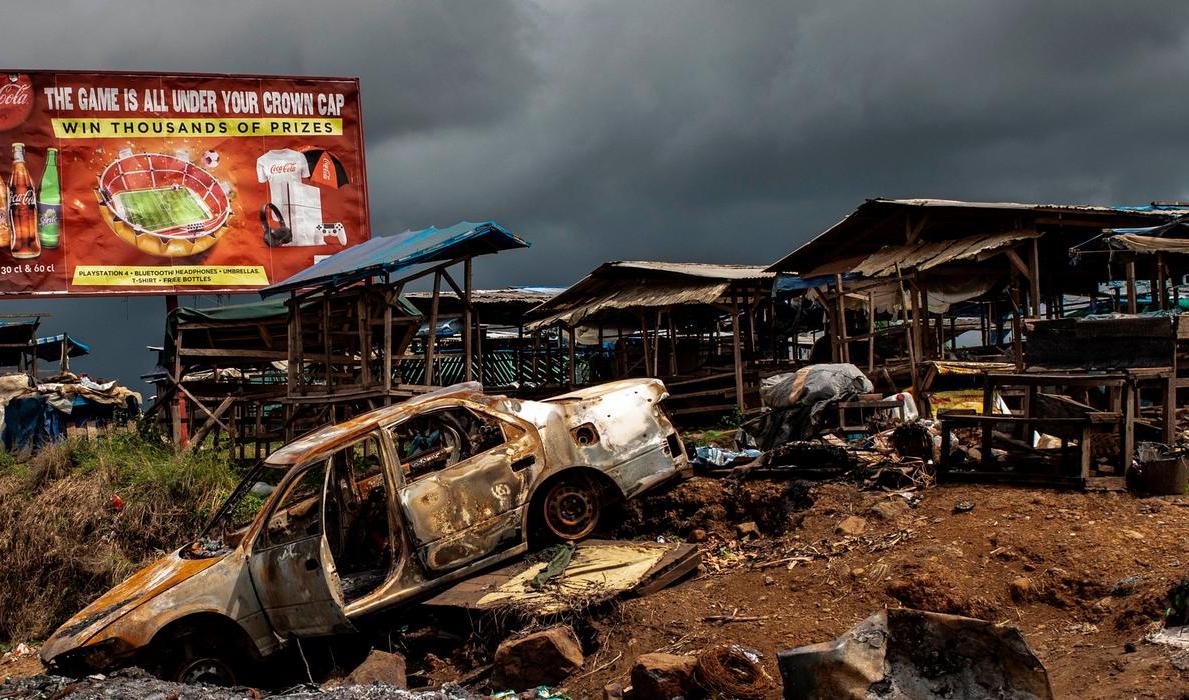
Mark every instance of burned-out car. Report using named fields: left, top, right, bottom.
left=41, top=379, right=689, bottom=684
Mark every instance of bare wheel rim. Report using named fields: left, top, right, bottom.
left=178, top=657, right=235, bottom=686
left=543, top=480, right=600, bottom=540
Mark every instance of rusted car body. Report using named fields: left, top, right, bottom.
left=41, top=379, right=689, bottom=683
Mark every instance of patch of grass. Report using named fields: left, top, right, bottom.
left=0, top=433, right=245, bottom=644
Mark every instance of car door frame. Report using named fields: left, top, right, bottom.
left=386, top=398, right=545, bottom=574
left=246, top=437, right=390, bottom=639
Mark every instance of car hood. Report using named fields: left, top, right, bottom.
left=41, top=549, right=223, bottom=664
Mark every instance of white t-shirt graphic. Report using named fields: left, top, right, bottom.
left=256, top=149, right=308, bottom=213
left=256, top=149, right=322, bottom=246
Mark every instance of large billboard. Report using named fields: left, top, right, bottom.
left=0, top=71, right=369, bottom=296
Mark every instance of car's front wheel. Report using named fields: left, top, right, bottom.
left=540, top=474, right=602, bottom=541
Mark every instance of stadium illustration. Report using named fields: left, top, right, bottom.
left=96, top=151, right=232, bottom=257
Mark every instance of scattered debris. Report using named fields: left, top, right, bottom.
left=778, top=608, right=1054, bottom=699
left=694, top=644, right=772, bottom=700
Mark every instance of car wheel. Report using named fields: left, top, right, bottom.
left=156, top=636, right=240, bottom=686
left=176, top=654, right=238, bottom=685
left=541, top=475, right=602, bottom=541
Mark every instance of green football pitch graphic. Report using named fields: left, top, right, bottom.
left=114, top=187, right=210, bottom=232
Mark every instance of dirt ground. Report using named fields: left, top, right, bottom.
left=3, top=477, right=1188, bottom=699
left=574, top=477, right=1189, bottom=699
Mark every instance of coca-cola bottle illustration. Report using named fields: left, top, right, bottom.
left=0, top=167, right=9, bottom=251
left=9, top=142, right=39, bottom=260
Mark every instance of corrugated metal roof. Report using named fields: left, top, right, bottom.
left=261, top=221, right=529, bottom=298
left=406, top=286, right=564, bottom=305
left=851, top=229, right=1039, bottom=278
left=525, top=261, right=772, bottom=330
left=607, top=261, right=774, bottom=280
left=769, top=198, right=1189, bottom=275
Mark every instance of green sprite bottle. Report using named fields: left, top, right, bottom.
left=38, top=148, right=60, bottom=249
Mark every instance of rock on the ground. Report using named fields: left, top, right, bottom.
left=492, top=625, right=584, bottom=690
left=604, top=680, right=625, bottom=699
left=870, top=499, right=909, bottom=521
left=629, top=652, right=699, bottom=699
left=330, top=649, right=408, bottom=689
left=736, top=521, right=761, bottom=539
left=1010, top=577, right=1034, bottom=603
left=836, top=515, right=867, bottom=537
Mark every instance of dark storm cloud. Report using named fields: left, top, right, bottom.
left=3, top=0, right=1189, bottom=393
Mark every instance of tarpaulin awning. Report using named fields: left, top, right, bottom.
left=261, top=221, right=529, bottom=298
left=34, top=334, right=91, bottom=362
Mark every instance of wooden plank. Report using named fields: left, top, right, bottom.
left=1126, top=260, right=1138, bottom=314
left=425, top=271, right=441, bottom=386
left=731, top=298, right=745, bottom=411
left=185, top=396, right=236, bottom=452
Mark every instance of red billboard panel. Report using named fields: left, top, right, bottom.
left=0, top=71, right=369, bottom=296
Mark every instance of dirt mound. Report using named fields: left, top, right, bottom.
left=615, top=476, right=813, bottom=540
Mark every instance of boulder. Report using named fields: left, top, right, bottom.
left=630, top=652, right=699, bottom=699
left=336, top=649, right=407, bottom=689
left=492, top=625, right=584, bottom=689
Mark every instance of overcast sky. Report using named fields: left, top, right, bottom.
left=5, top=0, right=1189, bottom=396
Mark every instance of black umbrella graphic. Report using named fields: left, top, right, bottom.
left=300, top=148, right=350, bottom=189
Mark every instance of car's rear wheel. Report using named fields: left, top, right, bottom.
left=541, top=475, right=602, bottom=541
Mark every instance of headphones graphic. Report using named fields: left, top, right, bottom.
left=260, top=203, right=292, bottom=247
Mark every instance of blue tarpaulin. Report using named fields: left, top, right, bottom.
left=261, top=221, right=529, bottom=298
left=34, top=333, right=90, bottom=362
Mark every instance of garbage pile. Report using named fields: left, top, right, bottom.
left=689, top=362, right=941, bottom=492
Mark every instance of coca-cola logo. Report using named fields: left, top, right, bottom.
left=10, top=190, right=34, bottom=207
left=0, top=74, right=33, bottom=132
left=269, top=162, right=298, bottom=175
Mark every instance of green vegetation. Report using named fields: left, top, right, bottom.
left=0, top=431, right=245, bottom=644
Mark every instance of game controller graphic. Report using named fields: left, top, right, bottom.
left=316, top=222, right=347, bottom=245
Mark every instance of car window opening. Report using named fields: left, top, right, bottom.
left=386, top=407, right=508, bottom=481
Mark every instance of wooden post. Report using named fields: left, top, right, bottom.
left=895, top=265, right=920, bottom=411
left=567, top=326, right=577, bottom=388
left=531, top=330, right=541, bottom=385
left=834, top=274, right=850, bottom=363
left=867, top=291, right=876, bottom=372
left=650, top=310, right=661, bottom=375
left=170, top=296, right=186, bottom=448
left=1028, top=237, right=1042, bottom=319
left=516, top=324, right=524, bottom=388
left=322, top=296, right=332, bottom=392
left=382, top=288, right=393, bottom=396
left=1126, top=260, right=1138, bottom=314
left=425, top=270, right=441, bottom=385
left=640, top=313, right=653, bottom=378
left=1156, top=252, right=1168, bottom=311
left=667, top=310, right=678, bottom=376
left=463, top=257, right=474, bottom=381
left=731, top=299, right=745, bottom=412
left=1010, top=276, right=1024, bottom=371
